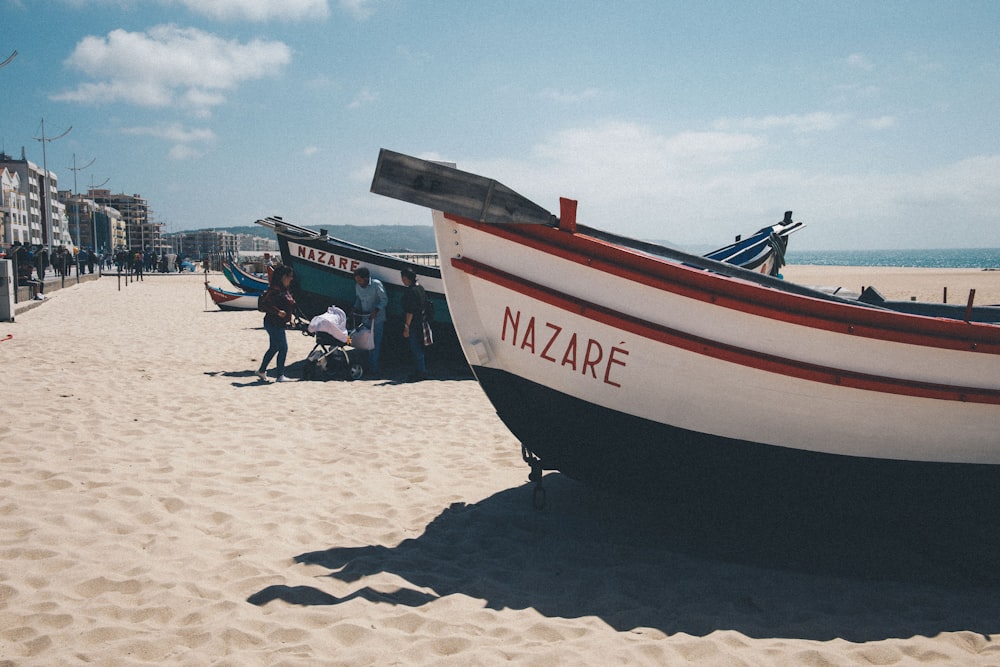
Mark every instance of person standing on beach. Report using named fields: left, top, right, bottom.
left=256, top=265, right=296, bottom=383
left=400, top=268, right=428, bottom=381
left=34, top=246, right=48, bottom=283
left=352, top=267, right=388, bottom=377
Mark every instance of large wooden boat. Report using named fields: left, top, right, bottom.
left=371, top=149, right=1000, bottom=504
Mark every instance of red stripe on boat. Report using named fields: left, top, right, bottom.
left=445, top=215, right=1000, bottom=355
left=452, top=256, right=1000, bottom=406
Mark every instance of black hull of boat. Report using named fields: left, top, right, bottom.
left=472, top=366, right=1000, bottom=513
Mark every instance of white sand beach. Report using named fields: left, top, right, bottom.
left=781, top=265, right=1000, bottom=305
left=2, top=270, right=1000, bottom=666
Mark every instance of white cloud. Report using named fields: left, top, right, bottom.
left=123, top=122, right=216, bottom=160
left=903, top=51, right=944, bottom=73
left=449, top=121, right=768, bottom=240
left=540, top=88, right=601, bottom=104
left=864, top=115, right=896, bottom=130
left=58, top=0, right=332, bottom=21
left=348, top=87, right=378, bottom=109
left=339, top=0, right=377, bottom=20
left=425, top=121, right=1000, bottom=249
left=846, top=53, right=874, bottom=71
left=167, top=144, right=204, bottom=160
left=714, top=112, right=851, bottom=134
left=532, top=121, right=762, bottom=167
left=170, top=0, right=328, bottom=21
left=122, top=122, right=217, bottom=144
left=53, top=25, right=292, bottom=116
left=303, top=145, right=319, bottom=156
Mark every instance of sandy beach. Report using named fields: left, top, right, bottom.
left=780, top=265, right=1000, bottom=305
left=3, top=269, right=1000, bottom=666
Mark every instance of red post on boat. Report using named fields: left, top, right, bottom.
left=559, top=197, right=578, bottom=233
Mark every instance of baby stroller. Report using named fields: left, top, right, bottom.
left=299, top=306, right=365, bottom=381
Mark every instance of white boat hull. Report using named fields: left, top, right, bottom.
left=434, top=214, right=999, bottom=464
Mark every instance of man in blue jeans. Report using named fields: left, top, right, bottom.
left=352, top=267, right=388, bottom=376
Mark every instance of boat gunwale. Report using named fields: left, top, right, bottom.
left=276, top=230, right=443, bottom=279
left=444, top=214, right=1000, bottom=353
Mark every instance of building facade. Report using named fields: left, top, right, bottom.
left=58, top=190, right=127, bottom=252
left=87, top=189, right=164, bottom=252
left=1, top=167, right=28, bottom=245
left=164, top=230, right=277, bottom=259
left=0, top=149, right=72, bottom=249
left=237, top=234, right=279, bottom=253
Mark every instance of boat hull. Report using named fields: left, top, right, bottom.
left=206, top=284, right=260, bottom=311
left=472, top=364, right=1000, bottom=507
left=269, top=228, right=451, bottom=324
left=430, top=215, right=1000, bottom=467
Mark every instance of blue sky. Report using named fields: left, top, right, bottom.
left=3, top=0, right=998, bottom=250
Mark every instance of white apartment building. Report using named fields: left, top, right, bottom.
left=1, top=167, right=29, bottom=245
left=0, top=149, right=71, bottom=249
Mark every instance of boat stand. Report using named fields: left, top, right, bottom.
left=521, top=444, right=546, bottom=510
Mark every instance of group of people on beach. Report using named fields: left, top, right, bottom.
left=2, top=242, right=198, bottom=303
left=3, top=241, right=109, bottom=281
left=255, top=265, right=431, bottom=383
left=3, top=242, right=99, bottom=299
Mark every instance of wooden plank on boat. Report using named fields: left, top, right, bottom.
left=370, top=148, right=556, bottom=226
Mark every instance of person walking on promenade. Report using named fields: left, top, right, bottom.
left=256, top=265, right=296, bottom=383
left=132, top=250, right=143, bottom=279
left=34, top=246, right=49, bottom=284
left=400, top=268, right=428, bottom=381
left=352, top=267, right=388, bottom=377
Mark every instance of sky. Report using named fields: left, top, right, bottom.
left=2, top=0, right=999, bottom=251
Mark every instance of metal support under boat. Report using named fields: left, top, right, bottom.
left=521, top=444, right=546, bottom=510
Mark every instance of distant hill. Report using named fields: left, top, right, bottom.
left=194, top=223, right=688, bottom=255
left=194, top=224, right=437, bottom=253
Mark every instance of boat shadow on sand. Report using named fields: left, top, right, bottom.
left=248, top=473, right=1000, bottom=642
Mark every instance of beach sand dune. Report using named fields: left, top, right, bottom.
left=2, top=272, right=999, bottom=665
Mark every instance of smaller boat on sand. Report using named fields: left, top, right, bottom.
left=222, top=258, right=268, bottom=294
left=206, top=283, right=260, bottom=311
left=703, top=212, right=803, bottom=275
left=255, top=215, right=450, bottom=323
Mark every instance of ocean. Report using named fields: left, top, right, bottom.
left=785, top=248, right=1000, bottom=269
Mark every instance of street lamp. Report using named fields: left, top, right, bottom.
left=33, top=118, right=71, bottom=252
left=69, top=153, right=94, bottom=251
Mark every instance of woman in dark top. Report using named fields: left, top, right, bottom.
left=256, top=265, right=295, bottom=382
left=400, top=268, right=427, bottom=381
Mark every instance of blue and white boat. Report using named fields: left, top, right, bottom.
left=222, top=258, right=268, bottom=294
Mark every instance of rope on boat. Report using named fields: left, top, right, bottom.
left=769, top=231, right=788, bottom=275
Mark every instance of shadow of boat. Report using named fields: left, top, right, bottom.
left=249, top=474, right=1000, bottom=642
